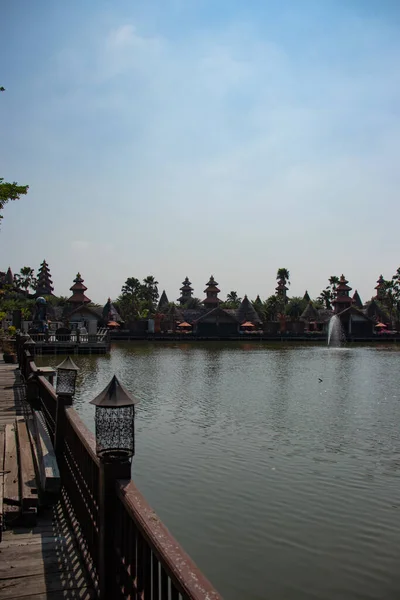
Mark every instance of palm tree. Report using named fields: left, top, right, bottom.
left=276, top=268, right=290, bottom=285
left=318, top=289, right=332, bottom=310
left=121, top=277, right=141, bottom=297
left=184, top=297, right=201, bottom=309
left=285, top=296, right=307, bottom=319
left=328, top=275, right=339, bottom=298
left=15, top=266, right=36, bottom=293
left=225, top=291, right=242, bottom=308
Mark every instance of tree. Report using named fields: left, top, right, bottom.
left=121, top=277, right=141, bottom=296
left=15, top=266, right=36, bottom=293
left=285, top=296, right=307, bottom=319
left=222, top=291, right=242, bottom=309
left=264, top=295, right=280, bottom=321
left=1, top=89, right=29, bottom=222
left=0, top=179, right=29, bottom=223
left=183, top=297, right=201, bottom=309
left=318, top=289, right=332, bottom=310
left=141, top=275, right=159, bottom=312
left=276, top=268, right=290, bottom=285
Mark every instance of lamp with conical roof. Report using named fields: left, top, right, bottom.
left=56, top=356, right=79, bottom=397
left=90, top=375, right=139, bottom=460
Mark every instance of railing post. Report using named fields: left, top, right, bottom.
left=98, top=457, right=131, bottom=600
left=54, top=394, right=72, bottom=460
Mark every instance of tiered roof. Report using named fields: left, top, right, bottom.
left=374, top=275, right=386, bottom=300
left=177, top=277, right=193, bottom=305
left=202, top=275, right=222, bottom=308
left=68, top=273, right=91, bottom=305
left=332, top=274, right=353, bottom=313
left=36, top=259, right=54, bottom=296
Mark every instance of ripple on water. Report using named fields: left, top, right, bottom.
left=36, top=343, right=400, bottom=599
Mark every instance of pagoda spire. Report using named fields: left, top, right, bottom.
left=177, top=277, right=194, bottom=306
left=275, top=278, right=288, bottom=303
left=68, top=272, right=91, bottom=305
left=332, top=274, right=353, bottom=314
left=158, top=290, right=169, bottom=311
left=303, top=290, right=311, bottom=303
left=36, top=259, right=54, bottom=297
left=352, top=290, right=363, bottom=308
left=374, top=275, right=386, bottom=301
left=202, top=275, right=221, bottom=309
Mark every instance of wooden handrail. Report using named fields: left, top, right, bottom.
left=37, top=374, right=57, bottom=399
left=116, top=480, right=222, bottom=600
left=65, top=407, right=99, bottom=467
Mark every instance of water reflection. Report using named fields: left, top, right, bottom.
left=36, top=343, right=400, bottom=600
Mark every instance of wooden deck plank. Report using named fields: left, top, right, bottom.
left=16, top=421, right=38, bottom=512
left=0, top=502, right=95, bottom=600
left=33, top=411, right=60, bottom=495
left=0, top=429, right=4, bottom=541
left=3, top=424, right=19, bottom=523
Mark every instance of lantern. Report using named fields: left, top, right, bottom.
left=56, top=356, right=79, bottom=398
left=90, top=375, right=138, bottom=461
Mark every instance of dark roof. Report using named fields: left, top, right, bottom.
left=336, top=306, right=374, bottom=322
left=65, top=304, right=102, bottom=320
left=182, top=309, right=204, bottom=323
left=300, top=301, right=319, bottom=322
left=157, top=290, right=169, bottom=311
left=194, top=307, right=239, bottom=324
left=316, top=309, right=334, bottom=323
left=352, top=290, right=363, bottom=308
left=236, top=295, right=262, bottom=324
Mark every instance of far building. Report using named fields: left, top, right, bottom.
left=236, top=295, right=262, bottom=326
left=68, top=273, right=91, bottom=306
left=333, top=275, right=373, bottom=337
left=202, top=275, right=222, bottom=309
left=177, top=277, right=194, bottom=306
left=352, top=290, right=363, bottom=309
left=275, top=278, right=289, bottom=303
left=35, top=260, right=54, bottom=297
left=303, top=290, right=311, bottom=303
left=374, top=275, right=386, bottom=301
left=332, top=275, right=353, bottom=313
left=65, top=273, right=99, bottom=334
left=157, top=290, right=169, bottom=312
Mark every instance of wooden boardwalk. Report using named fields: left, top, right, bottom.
left=0, top=362, right=25, bottom=431
left=0, top=360, right=95, bottom=600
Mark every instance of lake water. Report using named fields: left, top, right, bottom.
left=38, top=342, right=400, bottom=599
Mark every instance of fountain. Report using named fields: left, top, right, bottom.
left=327, top=315, right=345, bottom=347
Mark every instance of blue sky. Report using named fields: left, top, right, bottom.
left=1, top=0, right=400, bottom=304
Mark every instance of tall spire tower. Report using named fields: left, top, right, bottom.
left=36, top=260, right=54, bottom=296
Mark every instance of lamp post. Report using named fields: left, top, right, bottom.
left=90, top=375, right=138, bottom=599
left=55, top=356, right=79, bottom=403
left=54, top=357, right=79, bottom=458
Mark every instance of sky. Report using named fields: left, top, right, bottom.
left=1, top=0, right=400, bottom=304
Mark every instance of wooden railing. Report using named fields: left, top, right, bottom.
left=16, top=335, right=221, bottom=600
left=28, top=332, right=108, bottom=344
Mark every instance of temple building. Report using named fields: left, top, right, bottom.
left=236, top=295, right=262, bottom=326
left=68, top=273, right=91, bottom=306
left=275, top=278, right=288, bottom=303
left=352, top=290, right=363, bottom=309
left=332, top=275, right=353, bottom=313
left=157, top=290, right=169, bottom=312
left=374, top=275, right=386, bottom=301
left=177, top=277, right=194, bottom=306
left=202, top=276, right=222, bottom=309
left=65, top=273, right=99, bottom=334
left=35, top=260, right=54, bottom=297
